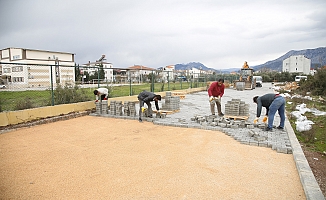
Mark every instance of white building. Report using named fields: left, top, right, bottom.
left=127, top=65, right=155, bottom=83
left=0, top=47, right=75, bottom=88
left=83, top=59, right=114, bottom=83
left=188, top=67, right=202, bottom=79
left=161, top=65, right=175, bottom=82
left=282, top=55, right=311, bottom=75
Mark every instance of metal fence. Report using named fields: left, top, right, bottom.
left=0, top=62, right=239, bottom=112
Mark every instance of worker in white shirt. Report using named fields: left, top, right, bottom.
left=93, top=88, right=108, bottom=102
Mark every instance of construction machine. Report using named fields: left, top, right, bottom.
left=234, top=61, right=256, bottom=90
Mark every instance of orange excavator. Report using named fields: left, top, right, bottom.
left=234, top=61, right=256, bottom=90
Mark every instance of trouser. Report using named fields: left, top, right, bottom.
left=210, top=98, right=222, bottom=115
left=267, top=96, right=286, bottom=129
left=138, top=100, right=153, bottom=119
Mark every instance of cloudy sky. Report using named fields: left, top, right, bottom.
left=1, top=0, right=325, bottom=70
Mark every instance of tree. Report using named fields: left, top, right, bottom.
left=74, top=64, right=82, bottom=82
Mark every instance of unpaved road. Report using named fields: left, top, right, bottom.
left=0, top=116, right=305, bottom=199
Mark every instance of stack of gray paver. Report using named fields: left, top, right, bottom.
left=128, top=101, right=137, bottom=117
left=101, top=100, right=108, bottom=114
left=110, top=101, right=116, bottom=115
left=114, top=101, right=123, bottom=116
left=95, top=101, right=101, bottom=114
left=225, top=99, right=249, bottom=116
left=123, top=101, right=130, bottom=116
left=95, top=100, right=108, bottom=114
left=162, top=91, right=180, bottom=111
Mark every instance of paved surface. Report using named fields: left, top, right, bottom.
left=97, top=83, right=324, bottom=200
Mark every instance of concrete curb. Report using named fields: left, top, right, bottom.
left=285, top=119, right=325, bottom=200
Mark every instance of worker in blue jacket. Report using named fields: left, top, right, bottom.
left=253, top=93, right=286, bottom=131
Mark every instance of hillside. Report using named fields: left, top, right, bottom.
left=173, top=47, right=326, bottom=73
left=252, top=47, right=326, bottom=71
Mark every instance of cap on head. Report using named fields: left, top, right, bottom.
left=253, top=96, right=258, bottom=103
left=155, top=95, right=161, bottom=100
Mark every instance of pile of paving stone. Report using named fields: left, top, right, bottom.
left=153, top=114, right=292, bottom=154
left=162, top=91, right=180, bottom=111
left=225, top=99, right=250, bottom=116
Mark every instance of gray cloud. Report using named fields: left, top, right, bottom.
left=1, top=0, right=326, bottom=69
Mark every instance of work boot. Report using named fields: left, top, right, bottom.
left=277, top=126, right=284, bottom=130
left=138, top=117, right=142, bottom=122
left=218, top=112, right=224, bottom=117
left=264, top=127, right=272, bottom=131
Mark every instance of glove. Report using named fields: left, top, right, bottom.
left=262, top=116, right=268, bottom=123
left=141, top=107, right=147, bottom=113
left=103, top=97, right=107, bottom=100
left=253, top=117, right=259, bottom=124
left=209, top=96, right=214, bottom=102
left=216, top=96, right=221, bottom=103
left=95, top=100, right=98, bottom=102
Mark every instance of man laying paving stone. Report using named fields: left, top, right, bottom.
left=137, top=91, right=161, bottom=122
left=253, top=93, right=286, bottom=131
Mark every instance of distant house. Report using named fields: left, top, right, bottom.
left=161, top=65, right=175, bottom=82
left=0, top=47, right=75, bottom=88
left=83, top=59, right=114, bottom=83
left=282, top=55, right=311, bottom=75
left=127, top=65, right=155, bottom=83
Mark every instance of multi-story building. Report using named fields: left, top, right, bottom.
left=83, top=56, right=114, bottom=83
left=282, top=55, right=311, bottom=75
left=127, top=65, right=156, bottom=83
left=0, top=47, right=75, bottom=88
left=161, top=65, right=175, bottom=82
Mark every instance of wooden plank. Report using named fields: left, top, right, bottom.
left=224, top=115, right=249, bottom=120
left=153, top=110, right=179, bottom=114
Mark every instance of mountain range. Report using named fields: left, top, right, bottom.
left=174, top=47, right=326, bottom=73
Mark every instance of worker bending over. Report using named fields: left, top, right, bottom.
left=138, top=91, right=161, bottom=122
left=94, top=88, right=108, bottom=102
left=253, top=93, right=286, bottom=131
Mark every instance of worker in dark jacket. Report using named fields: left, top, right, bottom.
left=253, top=93, right=286, bottom=131
left=138, top=91, right=161, bottom=122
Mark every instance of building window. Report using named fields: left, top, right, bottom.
left=12, top=55, right=20, bottom=60
left=13, top=77, right=24, bottom=82
left=3, top=68, right=11, bottom=73
left=28, top=73, right=34, bottom=79
left=12, top=66, right=23, bottom=72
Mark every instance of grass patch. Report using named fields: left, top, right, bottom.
left=0, top=82, right=203, bottom=112
left=286, top=96, right=326, bottom=154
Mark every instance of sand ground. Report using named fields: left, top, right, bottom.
left=0, top=116, right=305, bottom=199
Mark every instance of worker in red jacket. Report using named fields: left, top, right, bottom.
left=208, top=79, right=225, bottom=116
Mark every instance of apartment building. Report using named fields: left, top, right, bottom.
left=282, top=55, right=311, bottom=75
left=0, top=47, right=75, bottom=88
left=161, top=65, right=175, bottom=82
left=83, top=59, right=114, bottom=83
left=127, top=65, right=156, bottom=83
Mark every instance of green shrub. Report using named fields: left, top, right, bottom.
left=14, top=97, right=34, bottom=110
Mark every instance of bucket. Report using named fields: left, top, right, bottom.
left=236, top=82, right=245, bottom=91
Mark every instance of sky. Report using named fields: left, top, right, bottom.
left=1, top=0, right=326, bottom=70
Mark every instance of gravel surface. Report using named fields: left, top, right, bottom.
left=0, top=82, right=307, bottom=199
